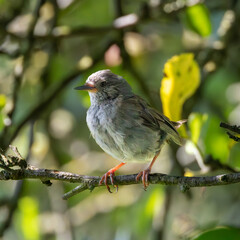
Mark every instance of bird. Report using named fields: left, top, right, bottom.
left=75, top=69, right=186, bottom=192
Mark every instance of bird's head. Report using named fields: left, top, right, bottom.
left=75, top=69, right=133, bottom=103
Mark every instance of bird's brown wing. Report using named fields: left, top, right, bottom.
left=124, top=95, right=183, bottom=145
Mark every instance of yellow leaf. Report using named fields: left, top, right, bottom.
left=160, top=53, right=200, bottom=121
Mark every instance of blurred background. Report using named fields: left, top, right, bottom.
left=0, top=0, right=240, bottom=239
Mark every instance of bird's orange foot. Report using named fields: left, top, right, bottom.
left=99, top=170, right=118, bottom=193
left=99, top=163, right=126, bottom=193
left=136, top=168, right=151, bottom=190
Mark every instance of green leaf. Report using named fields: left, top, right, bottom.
left=0, top=112, right=4, bottom=132
left=203, top=68, right=238, bottom=115
left=135, top=187, right=164, bottom=236
left=144, top=188, right=164, bottom=218
left=58, top=0, right=113, bottom=28
left=192, top=226, right=240, bottom=240
left=184, top=4, right=211, bottom=37
left=229, top=144, right=240, bottom=170
left=188, top=113, right=208, bottom=144
left=0, top=94, right=6, bottom=110
left=202, top=116, right=230, bottom=163
left=0, top=94, right=6, bottom=132
left=48, top=54, right=74, bottom=83
left=18, top=197, right=40, bottom=240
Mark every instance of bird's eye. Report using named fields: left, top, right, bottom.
left=100, top=81, right=107, bottom=87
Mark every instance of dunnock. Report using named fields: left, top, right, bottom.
left=75, top=70, right=185, bottom=192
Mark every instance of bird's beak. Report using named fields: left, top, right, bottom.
left=74, top=82, right=97, bottom=92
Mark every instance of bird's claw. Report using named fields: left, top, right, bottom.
left=136, top=168, right=151, bottom=190
left=99, top=171, right=118, bottom=193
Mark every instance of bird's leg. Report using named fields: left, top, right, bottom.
left=136, top=152, right=160, bottom=190
left=99, top=162, right=126, bottom=193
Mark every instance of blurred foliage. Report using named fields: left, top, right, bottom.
left=0, top=0, right=240, bottom=240
left=58, top=0, right=114, bottom=27
left=188, top=112, right=208, bottom=144
left=202, top=116, right=231, bottom=163
left=183, top=4, right=212, bottom=37
left=192, top=226, right=240, bottom=240
left=17, top=197, right=40, bottom=240
left=0, top=94, right=6, bottom=131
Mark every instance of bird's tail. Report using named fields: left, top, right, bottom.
left=171, top=119, right=187, bottom=129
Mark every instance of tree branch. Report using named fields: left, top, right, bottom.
left=1, top=166, right=240, bottom=199
left=1, top=146, right=240, bottom=199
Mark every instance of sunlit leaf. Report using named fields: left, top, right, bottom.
left=0, top=94, right=6, bottom=110
left=188, top=113, right=208, bottom=144
left=0, top=112, right=4, bottom=132
left=18, top=197, right=40, bottom=240
left=0, top=94, right=6, bottom=132
left=144, top=188, right=164, bottom=218
left=135, top=188, right=164, bottom=236
left=228, top=144, right=240, bottom=170
left=184, top=4, right=212, bottom=37
left=202, top=116, right=230, bottom=163
left=192, top=226, right=240, bottom=240
left=160, top=53, right=200, bottom=122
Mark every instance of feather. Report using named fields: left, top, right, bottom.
left=123, top=95, right=185, bottom=146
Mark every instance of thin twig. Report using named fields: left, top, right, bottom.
left=0, top=164, right=15, bottom=173
left=227, top=132, right=240, bottom=142
left=220, top=122, right=240, bottom=142
left=220, top=122, right=240, bottom=134
left=62, top=184, right=89, bottom=200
